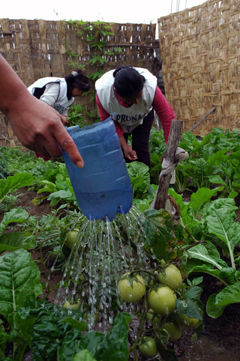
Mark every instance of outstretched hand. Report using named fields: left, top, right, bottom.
left=0, top=55, right=84, bottom=168
left=7, top=96, right=84, bottom=167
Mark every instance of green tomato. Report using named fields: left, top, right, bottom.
left=146, top=308, right=161, bottom=327
left=146, top=308, right=155, bottom=322
left=65, top=230, right=79, bottom=249
left=139, top=337, right=157, bottom=358
left=177, top=314, right=200, bottom=328
left=162, top=322, right=182, bottom=341
left=118, top=273, right=146, bottom=303
left=63, top=300, right=81, bottom=310
left=148, top=286, right=177, bottom=316
left=158, top=264, right=182, bottom=290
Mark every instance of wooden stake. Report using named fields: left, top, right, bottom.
left=153, top=119, right=183, bottom=210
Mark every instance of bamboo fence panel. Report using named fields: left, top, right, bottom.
left=158, top=0, right=240, bottom=134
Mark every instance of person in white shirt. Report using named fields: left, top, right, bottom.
left=28, top=69, right=90, bottom=158
left=28, top=69, right=90, bottom=121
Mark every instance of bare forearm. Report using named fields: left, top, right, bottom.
left=0, top=55, right=31, bottom=114
left=0, top=55, right=84, bottom=168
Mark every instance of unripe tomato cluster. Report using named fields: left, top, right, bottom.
left=118, top=264, right=200, bottom=358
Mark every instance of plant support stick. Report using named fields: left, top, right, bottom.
left=153, top=119, right=183, bottom=210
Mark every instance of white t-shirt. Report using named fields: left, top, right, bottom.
left=95, top=67, right=157, bottom=133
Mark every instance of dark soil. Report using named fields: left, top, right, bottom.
left=8, top=189, right=240, bottom=361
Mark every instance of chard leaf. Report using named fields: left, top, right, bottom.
left=186, top=261, right=228, bottom=285
left=206, top=282, right=240, bottom=318
left=208, top=175, right=227, bottom=186
left=127, top=162, right=150, bottom=199
left=186, top=244, right=224, bottom=270
left=205, top=198, right=240, bottom=268
left=0, top=232, right=34, bottom=252
left=0, top=173, right=33, bottom=202
left=189, top=187, right=223, bottom=215
left=0, top=208, right=29, bottom=234
left=215, top=281, right=240, bottom=306
left=0, top=249, right=42, bottom=326
left=206, top=293, right=225, bottom=318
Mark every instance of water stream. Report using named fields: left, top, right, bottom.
left=51, top=206, right=150, bottom=330
left=46, top=207, right=238, bottom=361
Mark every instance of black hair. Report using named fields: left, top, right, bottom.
left=65, top=69, right=90, bottom=99
left=113, top=65, right=145, bottom=99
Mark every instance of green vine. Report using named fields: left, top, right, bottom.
left=64, top=20, right=123, bottom=125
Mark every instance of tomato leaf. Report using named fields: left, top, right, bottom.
left=84, top=312, right=131, bottom=361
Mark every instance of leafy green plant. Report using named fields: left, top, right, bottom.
left=0, top=208, right=35, bottom=253
left=170, top=191, right=240, bottom=319
left=65, top=20, right=123, bottom=124
left=184, top=198, right=240, bottom=318
left=149, top=128, right=166, bottom=185
left=68, top=104, right=87, bottom=127
left=177, top=128, right=240, bottom=194
left=35, top=163, right=77, bottom=208
left=0, top=173, right=33, bottom=204
left=126, top=162, right=157, bottom=211
left=31, top=304, right=131, bottom=361
left=0, top=249, right=42, bottom=360
left=0, top=146, right=8, bottom=179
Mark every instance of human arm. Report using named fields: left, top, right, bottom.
left=119, top=135, right=137, bottom=161
left=0, top=55, right=83, bottom=167
left=152, top=86, right=175, bottom=142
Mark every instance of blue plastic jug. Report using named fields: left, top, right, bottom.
left=62, top=118, right=133, bottom=221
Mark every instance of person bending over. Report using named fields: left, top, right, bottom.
left=95, top=65, right=175, bottom=167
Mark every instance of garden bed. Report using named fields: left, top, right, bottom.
left=17, top=188, right=240, bottom=361
left=1, top=127, right=240, bottom=361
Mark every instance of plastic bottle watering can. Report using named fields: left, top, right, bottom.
left=62, top=118, right=133, bottom=221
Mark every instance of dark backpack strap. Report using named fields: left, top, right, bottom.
left=33, top=85, right=46, bottom=99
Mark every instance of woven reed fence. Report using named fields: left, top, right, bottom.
left=0, top=19, right=159, bottom=146
left=158, top=0, right=240, bottom=134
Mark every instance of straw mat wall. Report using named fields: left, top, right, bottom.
left=0, top=19, right=159, bottom=146
left=158, top=0, right=240, bottom=135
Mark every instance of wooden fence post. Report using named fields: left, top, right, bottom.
left=153, top=119, right=183, bottom=210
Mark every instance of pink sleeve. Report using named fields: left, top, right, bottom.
left=95, top=94, right=124, bottom=137
left=152, top=87, right=175, bottom=142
